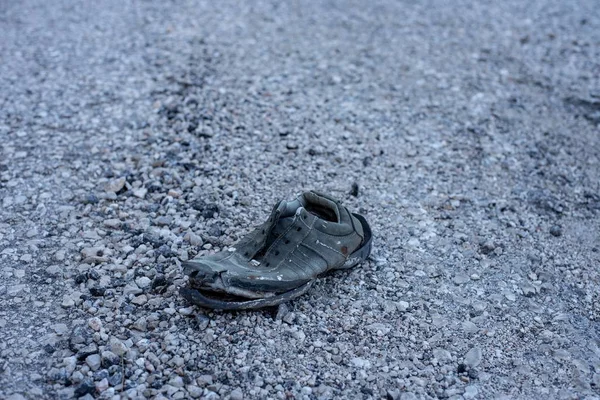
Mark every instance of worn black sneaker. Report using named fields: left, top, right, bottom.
left=180, top=191, right=372, bottom=310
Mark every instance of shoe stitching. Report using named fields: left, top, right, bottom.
left=198, top=214, right=352, bottom=270
left=232, top=211, right=297, bottom=272
left=311, top=230, right=355, bottom=237
left=288, top=258, right=305, bottom=279
left=300, top=213, right=352, bottom=239
left=241, top=213, right=312, bottom=273
left=277, top=217, right=316, bottom=271
left=232, top=226, right=264, bottom=260
left=296, top=247, right=317, bottom=275
left=262, top=213, right=299, bottom=261
left=299, top=215, right=313, bottom=228
left=286, top=257, right=305, bottom=279
left=299, top=241, right=338, bottom=267
left=312, top=239, right=346, bottom=257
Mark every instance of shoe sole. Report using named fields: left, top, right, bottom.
left=180, top=212, right=373, bottom=310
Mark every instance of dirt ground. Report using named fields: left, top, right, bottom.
left=1, top=0, right=599, bottom=399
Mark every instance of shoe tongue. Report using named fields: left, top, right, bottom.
left=272, top=212, right=296, bottom=233
left=270, top=200, right=301, bottom=236
left=279, top=198, right=302, bottom=217
left=255, top=201, right=302, bottom=261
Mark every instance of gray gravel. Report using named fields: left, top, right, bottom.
left=1, top=0, right=600, bottom=399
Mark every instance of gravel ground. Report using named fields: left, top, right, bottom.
left=1, top=0, right=600, bottom=399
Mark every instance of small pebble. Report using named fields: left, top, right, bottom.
left=397, top=301, right=409, bottom=312
left=463, top=385, right=478, bottom=399
left=88, top=317, right=102, bottom=332
left=105, top=177, right=126, bottom=193
left=453, top=274, right=470, bottom=285
left=464, top=347, right=483, bottom=368
left=104, top=219, right=121, bottom=229
left=135, top=276, right=152, bottom=289
left=85, top=354, right=101, bottom=371
left=52, top=323, right=68, bottom=335
left=178, top=307, right=194, bottom=316
left=95, top=378, right=109, bottom=392
left=133, top=187, right=148, bottom=198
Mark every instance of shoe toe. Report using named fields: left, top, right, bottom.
left=182, top=257, right=232, bottom=286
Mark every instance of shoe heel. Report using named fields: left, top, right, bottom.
left=335, top=213, right=372, bottom=270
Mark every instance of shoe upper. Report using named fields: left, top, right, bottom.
left=183, top=191, right=366, bottom=298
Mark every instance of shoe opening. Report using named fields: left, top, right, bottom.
left=305, top=202, right=339, bottom=222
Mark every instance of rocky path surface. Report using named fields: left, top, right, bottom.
left=1, top=0, right=599, bottom=399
